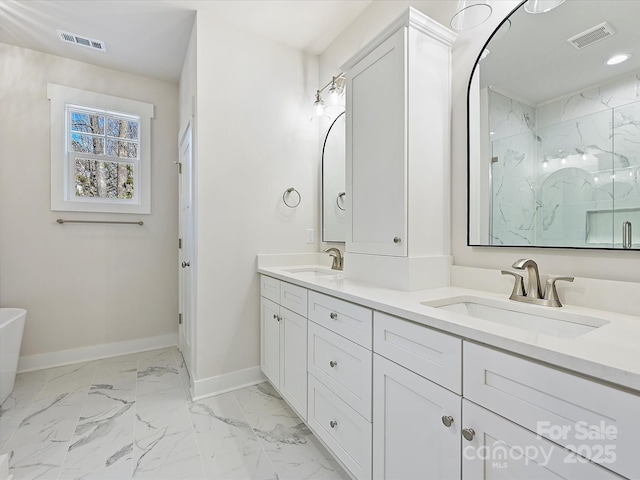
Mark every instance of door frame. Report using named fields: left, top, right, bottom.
left=178, top=120, right=196, bottom=383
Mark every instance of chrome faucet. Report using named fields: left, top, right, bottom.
left=323, top=247, right=343, bottom=271
left=502, top=259, right=574, bottom=307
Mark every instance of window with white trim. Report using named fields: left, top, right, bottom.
left=48, top=84, right=154, bottom=214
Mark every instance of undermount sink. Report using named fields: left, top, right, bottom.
left=282, top=266, right=340, bottom=276
left=422, top=296, right=609, bottom=339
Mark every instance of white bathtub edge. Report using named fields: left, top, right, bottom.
left=17, top=333, right=178, bottom=373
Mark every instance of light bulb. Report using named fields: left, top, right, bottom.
left=310, top=90, right=328, bottom=123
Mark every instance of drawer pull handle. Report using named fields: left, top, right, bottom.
left=330, top=312, right=338, bottom=320
left=462, top=428, right=475, bottom=441
left=329, top=360, right=338, bottom=368
left=330, top=420, right=338, bottom=429
left=441, top=415, right=454, bottom=427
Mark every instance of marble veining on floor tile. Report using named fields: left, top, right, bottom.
left=0, top=348, right=350, bottom=480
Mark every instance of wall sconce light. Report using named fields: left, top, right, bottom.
left=450, top=0, right=492, bottom=32
left=311, top=73, right=345, bottom=122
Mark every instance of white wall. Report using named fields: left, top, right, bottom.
left=192, top=12, right=320, bottom=381
left=0, top=43, right=179, bottom=361
left=320, top=0, right=640, bottom=284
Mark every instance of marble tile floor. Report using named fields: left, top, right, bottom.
left=0, top=347, right=350, bottom=480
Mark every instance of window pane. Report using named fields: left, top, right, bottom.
left=71, top=134, right=105, bottom=154
left=70, top=111, right=104, bottom=135
left=75, top=158, right=134, bottom=199
left=106, top=139, right=138, bottom=159
left=107, top=117, right=139, bottom=140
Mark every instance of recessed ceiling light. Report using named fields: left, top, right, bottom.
left=606, top=54, right=631, bottom=66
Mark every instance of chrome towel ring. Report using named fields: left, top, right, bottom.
left=283, top=187, right=301, bottom=208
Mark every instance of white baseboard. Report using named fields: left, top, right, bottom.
left=17, top=333, right=178, bottom=373
left=192, top=366, right=266, bottom=401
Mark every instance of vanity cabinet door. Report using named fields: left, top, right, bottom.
left=279, top=307, right=307, bottom=421
left=260, top=297, right=280, bottom=387
left=346, top=27, right=407, bottom=257
left=373, top=354, right=461, bottom=480
left=461, top=400, right=624, bottom=480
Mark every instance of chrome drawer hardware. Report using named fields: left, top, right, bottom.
left=329, top=360, right=338, bottom=368
left=441, top=415, right=454, bottom=427
left=462, top=428, right=475, bottom=441
left=393, top=237, right=401, bottom=244
left=330, top=312, right=338, bottom=319
left=330, top=420, right=338, bottom=429
left=272, top=314, right=280, bottom=322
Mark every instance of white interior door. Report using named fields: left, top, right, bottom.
left=178, top=123, right=194, bottom=379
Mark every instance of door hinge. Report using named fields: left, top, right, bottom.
left=178, top=313, right=183, bottom=325
left=178, top=238, right=182, bottom=249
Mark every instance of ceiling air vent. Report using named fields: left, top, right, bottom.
left=57, top=30, right=107, bottom=53
left=567, top=22, right=615, bottom=50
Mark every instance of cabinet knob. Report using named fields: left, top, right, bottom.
left=329, top=360, right=338, bottom=368
left=462, top=428, right=475, bottom=441
left=393, top=237, right=401, bottom=244
left=441, top=415, right=454, bottom=427
left=330, top=312, right=338, bottom=320
left=181, top=261, right=191, bottom=268
left=330, top=420, right=338, bottom=429
left=273, top=314, right=280, bottom=322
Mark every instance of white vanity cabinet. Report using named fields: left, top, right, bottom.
left=462, top=341, right=638, bottom=479
left=259, top=276, right=308, bottom=420
left=307, top=291, right=373, bottom=480
left=372, top=312, right=463, bottom=480
left=343, top=8, right=456, bottom=259
left=461, top=400, right=624, bottom=479
left=259, top=272, right=639, bottom=480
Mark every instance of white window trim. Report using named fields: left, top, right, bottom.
left=48, top=83, right=155, bottom=214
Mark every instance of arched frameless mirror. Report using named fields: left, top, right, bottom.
left=468, top=0, right=640, bottom=249
left=322, top=111, right=346, bottom=242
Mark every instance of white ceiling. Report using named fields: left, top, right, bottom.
left=0, top=0, right=373, bottom=82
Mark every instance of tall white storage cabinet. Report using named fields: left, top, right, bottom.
left=342, top=8, right=456, bottom=291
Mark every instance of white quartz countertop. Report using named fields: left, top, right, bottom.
left=258, top=265, right=640, bottom=393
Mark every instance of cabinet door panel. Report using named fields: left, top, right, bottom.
left=308, top=375, right=372, bottom=480
left=464, top=341, right=639, bottom=478
left=260, top=297, right=280, bottom=387
left=374, top=311, right=462, bottom=394
left=347, top=28, right=407, bottom=256
left=373, top=354, right=461, bottom=480
left=308, top=321, right=372, bottom=420
left=462, top=400, right=624, bottom=480
left=280, top=282, right=307, bottom=317
left=260, top=275, right=280, bottom=303
left=280, top=307, right=307, bottom=420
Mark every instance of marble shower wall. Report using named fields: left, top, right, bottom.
left=488, top=71, right=640, bottom=247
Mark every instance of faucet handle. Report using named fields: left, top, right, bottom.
left=543, top=276, right=574, bottom=307
left=501, top=270, right=526, bottom=299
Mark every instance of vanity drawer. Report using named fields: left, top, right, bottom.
left=464, top=341, right=640, bottom=479
left=308, top=321, right=372, bottom=420
left=373, top=312, right=462, bottom=394
left=280, top=282, right=307, bottom=317
left=308, top=291, right=372, bottom=348
left=308, top=375, right=372, bottom=480
left=260, top=275, right=280, bottom=303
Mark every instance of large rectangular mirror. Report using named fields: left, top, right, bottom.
left=468, top=0, right=640, bottom=249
